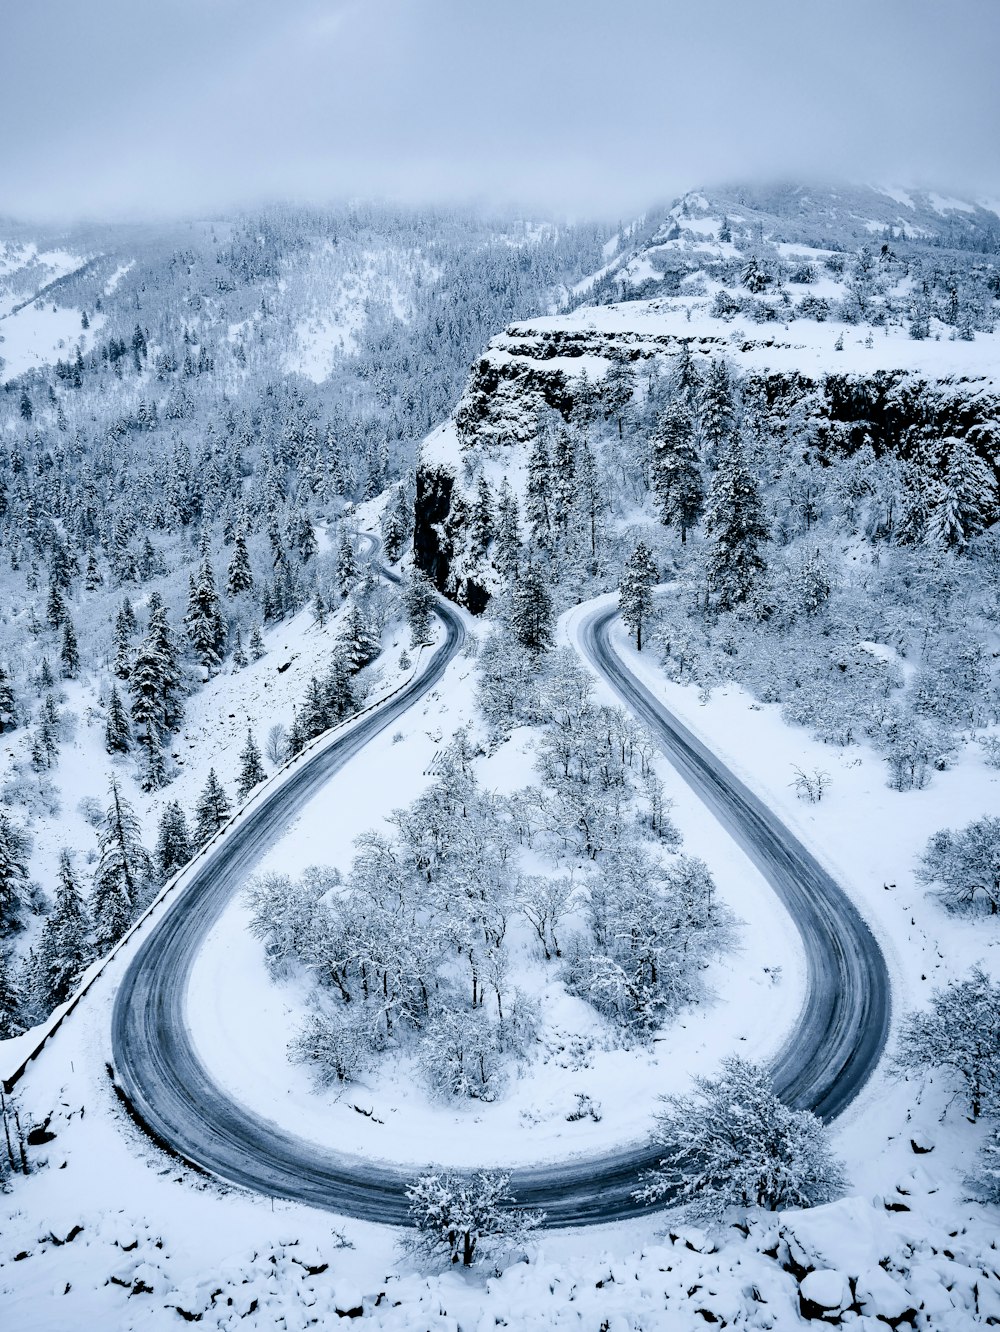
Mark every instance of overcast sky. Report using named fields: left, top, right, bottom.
left=2, top=0, right=998, bottom=221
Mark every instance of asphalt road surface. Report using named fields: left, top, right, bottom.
left=111, top=587, right=890, bottom=1227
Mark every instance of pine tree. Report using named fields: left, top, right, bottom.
left=0, top=809, right=30, bottom=931
left=653, top=402, right=704, bottom=542
left=185, top=558, right=227, bottom=671
left=194, top=769, right=231, bottom=845
left=699, top=358, right=736, bottom=465
left=704, top=440, right=769, bottom=609
left=156, top=801, right=192, bottom=881
left=337, top=602, right=379, bottom=673
left=619, top=543, right=658, bottom=651
left=45, top=577, right=68, bottom=631
left=336, top=529, right=358, bottom=596
left=550, top=430, right=576, bottom=544
left=601, top=353, right=636, bottom=439
left=403, top=572, right=436, bottom=648
left=494, top=480, right=521, bottom=581
left=112, top=600, right=136, bottom=680
left=91, top=779, right=152, bottom=950
left=226, top=532, right=254, bottom=596
left=105, top=684, right=132, bottom=754
left=470, top=475, right=494, bottom=557
left=33, top=851, right=94, bottom=1010
left=927, top=439, right=997, bottom=551
left=524, top=434, right=552, bottom=551
left=60, top=618, right=80, bottom=678
left=380, top=485, right=412, bottom=563
left=249, top=623, right=266, bottom=660
left=84, top=549, right=103, bottom=591
left=231, top=625, right=248, bottom=669
left=510, top=564, right=554, bottom=653
left=0, top=666, right=17, bottom=733
left=0, top=949, right=23, bottom=1039
left=323, top=650, right=357, bottom=722
left=236, top=728, right=266, bottom=801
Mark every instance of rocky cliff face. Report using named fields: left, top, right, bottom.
left=414, top=294, right=1000, bottom=608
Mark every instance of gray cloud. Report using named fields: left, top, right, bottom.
left=2, top=0, right=997, bottom=220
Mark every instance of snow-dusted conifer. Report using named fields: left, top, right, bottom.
left=619, top=543, right=658, bottom=650
left=336, top=528, right=358, bottom=596
left=156, top=801, right=192, bottom=881
left=45, top=577, right=68, bottom=631
left=60, top=618, right=80, bottom=678
left=231, top=625, right=248, bottom=669
left=0, top=810, right=30, bottom=931
left=337, top=602, right=379, bottom=673
left=0, top=949, right=23, bottom=1039
left=33, top=850, right=94, bottom=1009
left=0, top=666, right=17, bottom=733
left=653, top=402, right=703, bottom=541
left=105, top=684, right=132, bottom=754
left=403, top=572, right=436, bottom=648
left=193, top=769, right=231, bottom=845
left=226, top=532, right=254, bottom=596
left=185, top=558, right=227, bottom=671
left=927, top=439, right=997, bottom=551
left=91, top=779, right=152, bottom=950
left=510, top=564, right=554, bottom=653
left=704, top=439, right=768, bottom=608
left=236, top=728, right=266, bottom=801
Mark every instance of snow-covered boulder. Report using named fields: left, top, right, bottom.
left=799, top=1268, right=851, bottom=1318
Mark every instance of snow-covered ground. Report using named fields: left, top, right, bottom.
left=3, top=576, right=998, bottom=1328
left=184, top=609, right=803, bottom=1170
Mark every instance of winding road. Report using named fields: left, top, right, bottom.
left=111, top=576, right=890, bottom=1228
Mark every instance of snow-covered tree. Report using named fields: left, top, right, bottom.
left=699, top=357, right=736, bottom=464
left=236, top=728, right=267, bottom=801
left=33, top=850, right=94, bottom=1009
left=403, top=571, right=436, bottom=648
left=893, top=967, right=1000, bottom=1120
left=91, top=779, right=153, bottom=951
left=404, top=1170, right=543, bottom=1268
left=185, top=557, right=227, bottom=672
left=653, top=401, right=703, bottom=541
left=105, top=684, right=132, bottom=754
left=336, top=528, right=358, bottom=596
left=193, top=769, right=231, bottom=845
left=704, top=440, right=768, bottom=608
left=0, top=666, right=17, bottom=733
left=225, top=532, right=254, bottom=596
left=917, top=816, right=1000, bottom=915
left=337, top=601, right=379, bottom=673
left=0, top=948, right=22, bottom=1039
left=927, top=439, right=997, bottom=551
left=60, top=619, right=80, bottom=678
left=639, top=1056, right=845, bottom=1218
left=510, top=564, right=554, bottom=653
left=619, top=543, right=658, bottom=651
left=156, top=801, right=192, bottom=881
left=494, top=479, right=521, bottom=581
left=0, top=810, right=30, bottom=933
